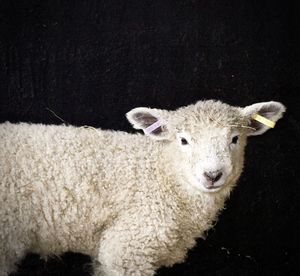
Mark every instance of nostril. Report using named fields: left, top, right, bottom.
left=203, top=171, right=223, bottom=183
left=203, top=172, right=212, bottom=181
left=214, top=172, right=223, bottom=182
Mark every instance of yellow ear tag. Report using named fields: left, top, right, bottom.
left=251, top=113, right=276, bottom=128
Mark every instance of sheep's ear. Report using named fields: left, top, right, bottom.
left=126, top=107, right=171, bottom=140
left=241, top=101, right=286, bottom=136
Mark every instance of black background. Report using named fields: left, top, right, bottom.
left=0, top=0, right=299, bottom=275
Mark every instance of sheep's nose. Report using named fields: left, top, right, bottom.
left=203, top=171, right=223, bottom=183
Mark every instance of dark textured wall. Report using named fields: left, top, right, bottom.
left=0, top=0, right=299, bottom=275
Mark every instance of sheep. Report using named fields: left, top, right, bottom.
left=0, top=100, right=285, bottom=276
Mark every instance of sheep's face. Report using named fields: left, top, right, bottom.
left=172, top=126, right=246, bottom=193
left=127, top=100, right=286, bottom=193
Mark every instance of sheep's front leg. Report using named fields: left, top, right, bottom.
left=94, top=220, right=160, bottom=276
left=95, top=237, right=157, bottom=276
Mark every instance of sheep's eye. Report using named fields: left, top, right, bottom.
left=231, top=136, right=239, bottom=144
left=180, top=137, right=189, bottom=145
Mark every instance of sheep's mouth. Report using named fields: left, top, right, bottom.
left=205, top=185, right=221, bottom=190
left=201, top=181, right=224, bottom=192
left=203, top=184, right=223, bottom=191
left=194, top=176, right=225, bottom=193
left=195, top=173, right=226, bottom=192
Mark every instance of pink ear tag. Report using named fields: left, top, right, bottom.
left=144, top=119, right=165, bottom=135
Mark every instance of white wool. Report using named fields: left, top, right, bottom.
left=0, top=100, right=285, bottom=276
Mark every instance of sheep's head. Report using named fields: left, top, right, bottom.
left=127, top=100, right=286, bottom=193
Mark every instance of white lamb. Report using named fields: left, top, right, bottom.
left=0, top=100, right=285, bottom=276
